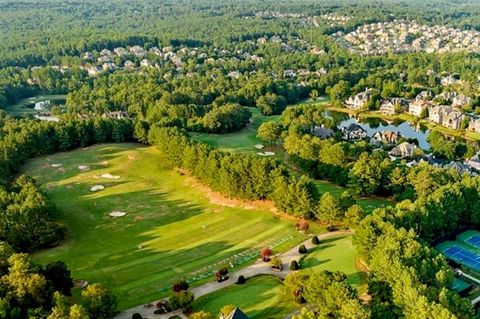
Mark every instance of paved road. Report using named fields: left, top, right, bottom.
left=115, top=230, right=351, bottom=319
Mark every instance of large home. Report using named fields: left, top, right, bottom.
left=340, top=123, right=367, bottom=140
left=372, top=130, right=402, bottom=145
left=415, top=90, right=434, bottom=101
left=345, top=89, right=373, bottom=110
left=437, top=91, right=458, bottom=102
left=34, top=100, right=51, bottom=111
left=452, top=94, right=473, bottom=108
left=311, top=125, right=334, bottom=139
left=442, top=109, right=465, bottom=130
left=468, top=118, right=480, bottom=133
left=389, top=142, right=417, bottom=158
left=379, top=98, right=409, bottom=115
left=465, top=153, right=480, bottom=171
left=102, top=111, right=129, bottom=119
left=408, top=100, right=428, bottom=117
left=443, top=161, right=472, bottom=174
left=428, top=105, right=448, bottom=124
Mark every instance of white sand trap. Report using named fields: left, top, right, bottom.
left=101, top=173, right=120, bottom=179
left=51, top=163, right=62, bottom=168
left=264, top=151, right=275, bottom=156
left=257, top=152, right=267, bottom=156
left=78, top=165, right=89, bottom=170
left=90, top=185, right=105, bottom=192
left=254, top=144, right=264, bottom=149
left=109, top=211, right=127, bottom=217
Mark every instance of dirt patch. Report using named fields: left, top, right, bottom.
left=134, top=215, right=144, bottom=221
left=42, top=163, right=50, bottom=169
left=102, top=161, right=109, bottom=166
left=128, top=154, right=135, bottom=161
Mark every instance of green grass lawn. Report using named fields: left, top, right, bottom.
left=23, top=143, right=305, bottom=309
left=192, top=276, right=298, bottom=319
left=300, top=235, right=366, bottom=289
left=6, top=94, right=67, bottom=115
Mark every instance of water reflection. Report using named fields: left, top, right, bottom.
left=326, top=110, right=430, bottom=150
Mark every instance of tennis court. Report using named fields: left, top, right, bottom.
left=442, top=245, right=480, bottom=271
left=457, top=230, right=480, bottom=250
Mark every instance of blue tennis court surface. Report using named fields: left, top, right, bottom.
left=443, top=245, right=480, bottom=271
left=466, top=235, right=480, bottom=249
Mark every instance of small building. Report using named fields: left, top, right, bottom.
left=340, top=123, right=367, bottom=140
left=389, top=142, right=417, bottom=158
left=311, top=125, right=334, bottom=139
left=372, top=130, right=402, bottom=145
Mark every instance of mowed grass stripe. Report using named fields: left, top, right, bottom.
left=25, top=144, right=304, bottom=309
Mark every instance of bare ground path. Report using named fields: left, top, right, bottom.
left=114, top=230, right=352, bottom=319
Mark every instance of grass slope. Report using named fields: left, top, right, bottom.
left=192, top=276, right=297, bottom=319
left=300, top=235, right=366, bottom=288
left=23, top=143, right=304, bottom=309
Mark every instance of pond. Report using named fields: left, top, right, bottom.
left=327, top=110, right=431, bottom=150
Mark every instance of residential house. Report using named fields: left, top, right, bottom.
left=340, top=123, right=367, bottom=140
left=415, top=91, right=434, bottom=101
left=452, top=94, right=473, bottom=108
left=124, top=60, right=135, bottom=70
left=140, top=59, right=153, bottom=68
left=102, top=111, right=129, bottom=119
left=87, top=66, right=101, bottom=76
left=372, top=130, right=402, bottom=144
left=468, top=117, right=480, bottom=133
left=442, top=109, right=465, bottom=130
left=130, top=45, right=145, bottom=57
left=465, top=153, right=480, bottom=171
left=102, top=62, right=117, bottom=71
left=311, top=125, right=334, bottom=139
left=345, top=89, right=373, bottom=110
left=441, top=75, right=459, bottom=86
left=113, top=47, right=128, bottom=56
left=389, top=142, right=417, bottom=158
left=443, top=161, right=472, bottom=174
left=438, top=91, right=458, bottom=102
left=428, top=105, right=449, bottom=124
left=379, top=98, right=409, bottom=115
left=408, top=100, right=428, bottom=117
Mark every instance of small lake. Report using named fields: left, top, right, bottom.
left=327, top=110, right=431, bottom=150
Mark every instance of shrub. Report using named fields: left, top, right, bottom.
left=327, top=225, right=337, bottom=232
left=236, top=275, right=246, bottom=284
left=298, top=244, right=307, bottom=254
left=190, top=311, right=212, bottom=319
left=270, top=257, right=283, bottom=270
left=172, top=279, right=189, bottom=292
left=260, top=247, right=272, bottom=261
left=168, top=290, right=194, bottom=312
left=132, top=314, right=142, bottom=319
left=311, top=236, right=320, bottom=245
left=289, top=260, right=299, bottom=270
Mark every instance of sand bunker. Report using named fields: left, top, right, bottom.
left=100, top=173, right=120, bottom=179
left=90, top=185, right=105, bottom=192
left=78, top=165, right=90, bottom=170
left=109, top=211, right=127, bottom=217
left=254, top=144, right=264, bottom=149
left=257, top=151, right=275, bottom=157
left=73, top=279, right=88, bottom=288
left=51, top=163, right=62, bottom=168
